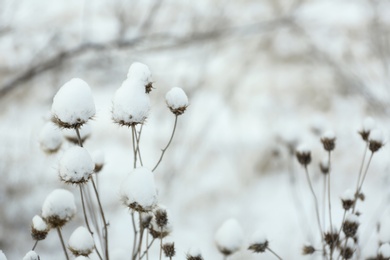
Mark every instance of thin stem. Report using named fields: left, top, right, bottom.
left=304, top=166, right=325, bottom=248
left=152, top=115, right=178, bottom=172
left=328, top=151, right=334, bottom=259
left=354, top=143, right=368, bottom=196
left=131, top=125, right=138, bottom=169
left=32, top=240, right=38, bottom=251
left=140, top=238, right=155, bottom=259
left=79, top=185, right=94, bottom=235
left=131, top=211, right=138, bottom=260
left=267, top=247, right=283, bottom=260
left=75, top=127, right=83, bottom=147
left=137, top=213, right=144, bottom=260
left=136, top=124, right=144, bottom=166
left=159, top=227, right=163, bottom=260
left=322, top=174, right=326, bottom=232
left=85, top=184, right=103, bottom=248
left=91, top=177, right=109, bottom=260
left=353, top=152, right=374, bottom=213
left=57, top=228, right=69, bottom=260
left=146, top=233, right=149, bottom=260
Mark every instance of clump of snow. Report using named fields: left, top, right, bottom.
left=345, top=213, right=359, bottom=224
left=126, top=62, right=152, bottom=87
left=120, top=167, right=157, bottom=212
left=42, top=189, right=76, bottom=227
left=51, top=78, right=96, bottom=128
left=369, top=129, right=384, bottom=143
left=215, top=218, right=244, bottom=256
left=165, top=87, right=189, bottom=115
left=22, top=251, right=39, bottom=260
left=341, top=189, right=355, bottom=201
left=0, top=250, right=7, bottom=260
left=92, top=149, right=105, bottom=166
left=62, top=124, right=91, bottom=144
left=39, top=122, right=62, bottom=153
left=379, top=243, right=390, bottom=258
left=322, top=130, right=336, bottom=139
left=361, top=117, right=376, bottom=133
left=68, top=226, right=95, bottom=256
left=32, top=215, right=48, bottom=232
left=250, top=230, right=267, bottom=245
left=296, top=143, right=310, bottom=154
left=112, top=80, right=151, bottom=126
left=187, top=247, right=202, bottom=258
left=59, top=146, right=94, bottom=184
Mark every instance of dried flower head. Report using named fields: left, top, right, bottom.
left=186, top=249, right=203, bottom=260
left=321, top=130, right=336, bottom=151
left=341, top=189, right=355, bottom=211
left=155, top=208, right=168, bottom=228
left=39, top=122, right=63, bottom=154
left=51, top=78, right=96, bottom=129
left=68, top=226, right=95, bottom=256
left=165, top=87, right=189, bottom=116
left=163, top=242, right=176, bottom=258
left=324, top=229, right=339, bottom=248
left=126, top=62, right=153, bottom=93
left=92, top=150, right=105, bottom=173
left=358, top=117, right=376, bottom=141
left=302, top=244, right=316, bottom=255
left=31, top=215, right=49, bottom=241
left=340, top=238, right=355, bottom=259
left=215, top=218, right=244, bottom=256
left=319, top=157, right=329, bottom=175
left=141, top=213, right=153, bottom=229
left=369, top=129, right=385, bottom=152
left=343, top=214, right=360, bottom=238
left=296, top=144, right=311, bottom=166
left=42, top=189, right=77, bottom=228
left=59, top=146, right=94, bottom=184
left=149, top=205, right=172, bottom=239
left=248, top=231, right=268, bottom=253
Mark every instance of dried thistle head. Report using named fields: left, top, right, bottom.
left=145, top=82, right=154, bottom=94
left=319, top=158, right=329, bottom=175
left=358, top=117, right=376, bottom=141
left=341, top=189, right=355, bottom=211
left=248, top=240, right=268, bottom=253
left=369, top=129, right=385, bottom=153
left=321, top=130, right=336, bottom=152
left=163, top=242, right=176, bottom=258
left=296, top=144, right=311, bottom=166
left=343, top=214, right=360, bottom=238
left=340, top=238, right=355, bottom=259
left=302, top=244, right=316, bottom=255
left=155, top=208, right=168, bottom=228
left=31, top=215, right=49, bottom=241
left=324, top=229, right=339, bottom=248
left=165, top=87, right=189, bottom=116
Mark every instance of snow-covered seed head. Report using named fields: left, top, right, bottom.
left=319, top=157, right=329, bottom=175
left=0, top=250, right=7, bottom=260
left=321, top=130, right=336, bottom=151
left=343, top=214, right=359, bottom=238
left=22, top=251, right=40, bottom=260
left=59, top=146, right=94, bottom=184
left=248, top=231, right=268, bottom=253
left=68, top=226, right=95, bottom=256
left=112, top=82, right=151, bottom=127
left=378, top=243, right=390, bottom=259
left=302, top=244, right=315, bottom=255
left=155, top=208, right=168, bottom=228
left=358, top=117, right=376, bottom=141
left=92, top=150, right=105, bottom=173
left=62, top=124, right=91, bottom=145
left=163, top=242, right=176, bottom=258
left=295, top=144, right=311, bottom=166
left=31, top=215, right=49, bottom=241
left=341, top=189, right=355, bottom=211
left=340, top=238, right=355, bottom=259
left=51, top=78, right=96, bottom=129
left=120, top=167, right=158, bottom=212
left=149, top=205, right=172, bottom=239
left=215, top=218, right=244, bottom=256
left=39, top=122, right=63, bottom=154
left=126, top=62, right=153, bottom=93
left=368, top=129, right=384, bottom=152
left=141, top=212, right=153, bottom=229
left=42, top=189, right=77, bottom=228
left=165, top=87, right=189, bottom=116
left=186, top=248, right=203, bottom=260
left=324, top=228, right=339, bottom=248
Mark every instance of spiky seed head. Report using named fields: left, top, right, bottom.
left=302, top=245, right=316, bottom=255
left=248, top=240, right=268, bottom=253
left=155, top=209, right=168, bottom=228
left=343, top=214, right=360, bottom=238
left=31, top=215, right=49, bottom=241
left=321, top=131, right=336, bottom=151
left=296, top=144, right=311, bottom=166
left=163, top=243, right=176, bottom=258
left=368, top=129, right=384, bottom=152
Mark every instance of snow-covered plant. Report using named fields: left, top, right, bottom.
left=248, top=231, right=282, bottom=259
left=68, top=226, right=95, bottom=257
left=215, top=218, right=244, bottom=258
left=41, top=189, right=76, bottom=228
left=165, top=87, right=189, bottom=116
left=31, top=215, right=49, bottom=242
left=186, top=248, right=204, bottom=260
left=22, top=250, right=40, bottom=260
left=39, top=122, right=63, bottom=153
left=59, top=146, right=94, bottom=184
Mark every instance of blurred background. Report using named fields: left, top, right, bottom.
left=1, top=0, right=390, bottom=259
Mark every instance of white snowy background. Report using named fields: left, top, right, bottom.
left=1, top=0, right=390, bottom=259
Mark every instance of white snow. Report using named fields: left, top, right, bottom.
left=165, top=87, right=189, bottom=110
left=250, top=230, right=267, bottom=245
left=341, top=189, right=355, bottom=201
left=369, top=129, right=384, bottom=143
left=42, top=189, right=76, bottom=222
left=59, top=146, right=94, bottom=183
left=379, top=243, right=390, bottom=257
left=126, top=62, right=152, bottom=86
left=322, top=130, right=336, bottom=140
left=296, top=143, right=310, bottom=154
left=22, top=251, right=39, bottom=260
left=39, top=122, right=62, bottom=153
left=62, top=124, right=92, bottom=142
left=68, top=226, right=95, bottom=255
left=345, top=213, right=359, bottom=224
left=0, top=250, right=6, bottom=260
left=92, top=149, right=105, bottom=166
left=74, top=257, right=89, bottom=260
left=215, top=218, right=244, bottom=255
left=120, top=167, right=158, bottom=211
left=51, top=78, right=96, bottom=127
left=112, top=80, right=151, bottom=126
left=186, top=247, right=202, bottom=258
left=32, top=215, right=48, bottom=232
left=379, top=218, right=390, bottom=243
left=151, top=205, right=173, bottom=233
left=346, top=238, right=355, bottom=249
left=361, top=117, right=376, bottom=133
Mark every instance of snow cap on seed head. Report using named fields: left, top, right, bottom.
left=149, top=205, right=173, bottom=239
left=368, top=129, right=385, bottom=152
left=379, top=243, right=390, bottom=258
left=296, top=144, right=311, bottom=166
left=126, top=62, right=153, bottom=93
left=120, top=167, right=157, bottom=212
left=39, top=122, right=63, bottom=154
left=321, top=130, right=336, bottom=151
left=319, top=157, right=329, bottom=175
left=52, top=78, right=95, bottom=129
left=68, top=226, right=95, bottom=256
left=0, top=250, right=7, bottom=260
left=22, top=251, right=39, bottom=260
left=359, top=117, right=376, bottom=141
left=248, top=230, right=268, bottom=253
left=92, top=149, right=105, bottom=173
left=59, top=146, right=94, bottom=184
left=31, top=215, right=49, bottom=241
left=166, top=87, right=189, bottom=116
left=215, top=218, right=244, bottom=256
left=341, top=189, right=355, bottom=210
left=42, top=189, right=77, bottom=228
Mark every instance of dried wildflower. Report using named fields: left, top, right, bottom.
left=215, top=218, right=244, bottom=256
left=68, top=226, right=95, bottom=256
left=248, top=231, right=268, bottom=253
left=31, top=215, right=49, bottom=241
left=163, top=242, right=176, bottom=258
left=343, top=214, right=359, bottom=238
left=165, top=87, right=189, bottom=116
left=42, top=189, right=77, bottom=228
left=321, top=130, right=336, bottom=151
left=186, top=249, right=203, bottom=260
left=59, top=146, right=94, bottom=184
left=369, top=129, right=384, bottom=152
left=302, top=244, right=315, bottom=255
left=319, top=157, right=329, bottom=175
left=155, top=208, right=168, bottom=228
left=324, top=229, right=339, bottom=248
left=341, top=189, right=355, bottom=211
left=296, top=144, right=311, bottom=166
left=141, top=213, right=153, bottom=229
left=358, top=117, right=376, bottom=141
left=149, top=205, right=172, bottom=239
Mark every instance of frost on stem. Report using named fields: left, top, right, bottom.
left=42, top=189, right=77, bottom=228
left=165, top=87, right=189, bottom=115
left=368, top=129, right=385, bottom=152
left=68, top=226, right=95, bottom=257
left=51, top=78, right=96, bottom=129
left=126, top=62, right=153, bottom=94
left=120, top=167, right=157, bottom=212
left=215, top=218, right=244, bottom=257
left=295, top=144, right=311, bottom=166
left=0, top=250, right=7, bottom=260
left=358, top=117, right=376, bottom=141
left=62, top=124, right=91, bottom=144
left=112, top=80, right=151, bottom=127
left=22, top=250, right=40, bottom=260
left=59, top=146, right=94, bottom=184
left=39, top=122, right=63, bottom=154
left=31, top=215, right=49, bottom=241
